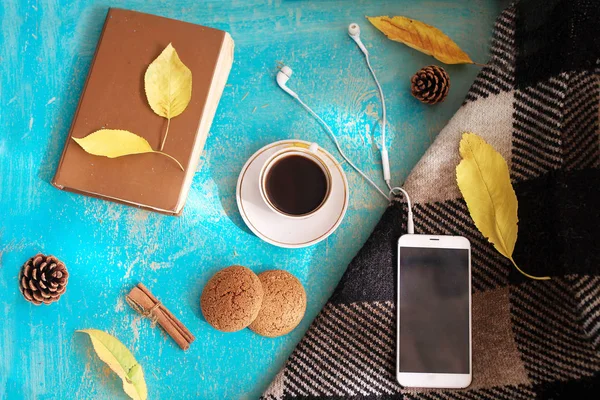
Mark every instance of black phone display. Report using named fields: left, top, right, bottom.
left=398, top=246, right=470, bottom=374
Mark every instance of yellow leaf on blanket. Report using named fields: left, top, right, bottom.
left=367, top=16, right=475, bottom=65
left=73, top=129, right=184, bottom=170
left=144, top=43, right=192, bottom=150
left=455, top=133, right=549, bottom=280
left=78, top=329, right=148, bottom=400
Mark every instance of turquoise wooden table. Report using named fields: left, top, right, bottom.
left=0, top=1, right=501, bottom=398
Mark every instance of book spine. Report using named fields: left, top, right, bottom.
left=174, top=32, right=235, bottom=215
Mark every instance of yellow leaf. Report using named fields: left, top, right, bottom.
left=144, top=43, right=192, bottom=150
left=455, top=133, right=549, bottom=280
left=73, top=129, right=184, bottom=170
left=367, top=16, right=475, bottom=65
left=73, top=129, right=153, bottom=158
left=77, top=329, right=148, bottom=400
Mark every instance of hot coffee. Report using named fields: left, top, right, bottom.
left=264, top=154, right=329, bottom=216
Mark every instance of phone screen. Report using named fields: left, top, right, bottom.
left=398, top=246, right=470, bottom=374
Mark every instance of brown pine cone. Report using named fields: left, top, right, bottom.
left=19, top=254, right=69, bottom=305
left=410, top=65, right=450, bottom=105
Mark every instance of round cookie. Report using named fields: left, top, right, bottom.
left=201, top=265, right=264, bottom=332
left=249, top=270, right=306, bottom=337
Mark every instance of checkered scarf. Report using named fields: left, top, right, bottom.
left=263, top=0, right=600, bottom=398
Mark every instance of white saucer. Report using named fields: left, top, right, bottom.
left=236, top=140, right=349, bottom=248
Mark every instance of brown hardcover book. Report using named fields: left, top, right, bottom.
left=52, top=8, right=234, bottom=215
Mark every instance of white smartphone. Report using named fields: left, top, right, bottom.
left=396, top=234, right=472, bottom=389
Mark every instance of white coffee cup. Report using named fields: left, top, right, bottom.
left=259, top=142, right=332, bottom=219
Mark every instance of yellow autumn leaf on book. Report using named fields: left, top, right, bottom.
left=144, top=43, right=192, bottom=150
left=455, top=133, right=549, bottom=280
left=367, top=16, right=475, bottom=65
left=78, top=329, right=148, bottom=400
left=73, top=129, right=183, bottom=170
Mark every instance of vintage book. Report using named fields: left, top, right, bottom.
left=52, top=8, right=234, bottom=215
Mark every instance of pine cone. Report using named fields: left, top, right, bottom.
left=19, top=254, right=69, bottom=305
left=410, top=65, right=450, bottom=105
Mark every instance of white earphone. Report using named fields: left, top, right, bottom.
left=276, top=66, right=297, bottom=98
left=276, top=23, right=414, bottom=234
left=348, top=23, right=369, bottom=55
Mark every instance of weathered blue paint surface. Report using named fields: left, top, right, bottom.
left=0, top=1, right=501, bottom=398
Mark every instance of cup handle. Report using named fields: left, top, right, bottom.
left=308, top=143, right=319, bottom=154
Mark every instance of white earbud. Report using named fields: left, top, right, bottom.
left=276, top=65, right=298, bottom=98
left=348, top=23, right=368, bottom=56
left=348, top=22, right=360, bottom=37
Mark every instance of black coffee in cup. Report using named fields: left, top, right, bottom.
left=265, top=154, right=329, bottom=216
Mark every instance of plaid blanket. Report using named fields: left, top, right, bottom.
left=263, top=0, right=600, bottom=398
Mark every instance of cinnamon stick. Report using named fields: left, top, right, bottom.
left=138, top=285, right=194, bottom=344
left=126, top=284, right=195, bottom=350
left=137, top=283, right=195, bottom=344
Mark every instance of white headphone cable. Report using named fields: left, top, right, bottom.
left=294, top=95, right=415, bottom=234
left=275, top=30, right=415, bottom=233
left=351, top=30, right=414, bottom=234
left=294, top=96, right=389, bottom=201
left=364, top=55, right=391, bottom=184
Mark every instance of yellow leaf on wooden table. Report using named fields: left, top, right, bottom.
left=144, top=43, right=192, bottom=150
left=367, top=16, right=476, bottom=65
left=455, top=133, right=549, bottom=280
left=77, top=329, right=148, bottom=400
left=73, top=129, right=184, bottom=170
